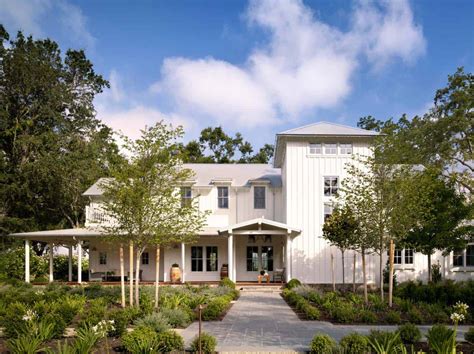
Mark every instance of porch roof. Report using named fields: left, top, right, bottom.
left=218, top=218, right=301, bottom=237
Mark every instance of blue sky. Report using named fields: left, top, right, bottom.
left=1, top=0, right=473, bottom=149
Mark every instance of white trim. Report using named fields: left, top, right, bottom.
left=25, top=240, right=30, bottom=283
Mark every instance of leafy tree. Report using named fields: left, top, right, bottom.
left=322, top=205, right=359, bottom=286
left=401, top=169, right=473, bottom=281
left=0, top=25, right=118, bottom=248
left=101, top=122, right=209, bottom=307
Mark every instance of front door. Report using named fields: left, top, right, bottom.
left=246, top=245, right=274, bottom=273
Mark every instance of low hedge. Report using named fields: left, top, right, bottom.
left=282, top=288, right=320, bottom=320
left=202, top=295, right=233, bottom=321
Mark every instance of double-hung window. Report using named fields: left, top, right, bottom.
left=309, top=143, right=322, bottom=154
left=340, top=143, right=353, bottom=155
left=254, top=186, right=266, bottom=209
left=141, top=252, right=149, bottom=265
left=324, top=177, right=339, bottom=196
left=99, top=252, right=107, bottom=265
left=217, top=187, right=229, bottom=209
left=325, top=143, right=337, bottom=155
left=453, top=245, right=474, bottom=267
left=191, top=246, right=203, bottom=272
left=180, top=187, right=192, bottom=207
left=391, top=249, right=414, bottom=265
left=206, top=246, right=218, bottom=272
left=324, top=203, right=333, bottom=221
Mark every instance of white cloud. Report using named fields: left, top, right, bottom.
left=152, top=0, right=426, bottom=128
left=0, top=0, right=95, bottom=49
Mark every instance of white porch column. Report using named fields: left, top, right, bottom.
left=49, top=243, right=54, bottom=283
left=286, top=234, right=292, bottom=282
left=25, top=239, right=30, bottom=283
left=68, top=245, right=73, bottom=282
left=227, top=234, right=234, bottom=281
left=181, top=243, right=186, bottom=283
left=77, top=240, right=82, bottom=284
left=233, top=240, right=237, bottom=281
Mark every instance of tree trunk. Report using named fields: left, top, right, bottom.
left=331, top=252, right=336, bottom=291
left=155, top=247, right=160, bottom=309
left=135, top=250, right=141, bottom=307
left=120, top=244, right=126, bottom=308
left=362, top=250, right=368, bottom=304
left=388, top=239, right=394, bottom=308
left=129, top=242, right=134, bottom=306
left=353, top=252, right=356, bottom=293
left=341, top=250, right=345, bottom=286
left=379, top=251, right=384, bottom=300
left=427, top=253, right=432, bottom=283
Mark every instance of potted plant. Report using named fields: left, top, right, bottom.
left=170, top=263, right=181, bottom=283
left=220, top=264, right=229, bottom=279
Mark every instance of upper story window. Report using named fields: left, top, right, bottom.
left=180, top=187, right=192, bottom=207
left=390, top=249, right=414, bottom=265
left=254, top=186, right=266, bottom=209
left=324, top=176, right=339, bottom=196
left=453, top=245, right=474, bottom=267
left=324, top=143, right=337, bottom=155
left=309, top=143, right=322, bottom=154
left=340, top=143, right=353, bottom=155
left=217, top=186, right=229, bottom=209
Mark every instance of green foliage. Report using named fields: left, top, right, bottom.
left=309, top=333, right=336, bottom=353
left=397, top=323, right=422, bottom=344
left=464, top=327, right=474, bottom=344
left=6, top=335, right=46, bottom=354
left=385, top=310, right=402, bottom=325
left=72, top=324, right=103, bottom=354
left=427, top=324, right=456, bottom=354
left=160, top=307, right=192, bottom=328
left=367, top=331, right=403, bottom=354
left=219, top=277, right=235, bottom=289
left=407, top=307, right=423, bottom=324
left=286, top=278, right=301, bottom=290
left=339, top=333, right=369, bottom=353
left=190, top=332, right=217, bottom=353
left=134, top=312, right=170, bottom=333
left=332, top=302, right=355, bottom=323
left=431, top=263, right=442, bottom=284
left=107, top=308, right=132, bottom=337
left=202, top=297, right=230, bottom=321
left=121, top=326, right=160, bottom=354
left=0, top=247, right=48, bottom=280
left=359, top=309, right=377, bottom=324
left=156, top=330, right=185, bottom=352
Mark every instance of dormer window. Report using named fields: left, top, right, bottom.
left=309, top=143, right=322, bottom=154
left=340, top=143, right=353, bottom=154
left=217, top=186, right=229, bottom=209
left=324, top=143, right=337, bottom=155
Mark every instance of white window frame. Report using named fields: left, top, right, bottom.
left=390, top=249, right=414, bottom=267
left=340, top=143, right=353, bottom=155
left=324, top=143, right=338, bottom=155
left=452, top=244, right=474, bottom=268
left=309, top=143, right=322, bottom=155
left=180, top=187, right=192, bottom=208
left=217, top=186, right=229, bottom=209
left=323, top=202, right=333, bottom=222
left=323, top=176, right=339, bottom=197
left=205, top=246, right=219, bottom=272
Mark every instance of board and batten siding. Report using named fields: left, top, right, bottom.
left=284, top=138, right=378, bottom=284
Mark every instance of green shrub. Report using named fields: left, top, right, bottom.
left=309, top=333, right=336, bottom=353
left=397, top=323, right=422, bottom=344
left=73, top=324, right=103, bottom=353
left=7, top=335, right=46, bottom=354
left=303, top=304, right=320, bottom=320
left=2, top=302, right=28, bottom=338
left=359, top=310, right=377, bottom=324
left=464, top=327, right=474, bottom=344
left=427, top=324, right=455, bottom=353
left=134, top=312, right=170, bottom=333
left=332, top=303, right=355, bottom=323
left=385, top=310, right=402, bottom=324
left=367, top=331, right=402, bottom=354
left=286, top=278, right=302, bottom=290
left=339, top=333, right=369, bottom=353
left=43, top=312, right=67, bottom=338
left=368, top=294, right=386, bottom=312
left=160, top=307, right=191, bottom=328
left=219, top=277, right=235, bottom=289
left=156, top=330, right=184, bottom=352
left=121, top=326, right=160, bottom=354
left=190, top=332, right=217, bottom=353
left=107, top=308, right=131, bottom=336
left=407, top=307, right=423, bottom=324
left=202, top=297, right=229, bottom=321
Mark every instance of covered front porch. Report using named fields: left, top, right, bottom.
left=219, top=218, right=300, bottom=283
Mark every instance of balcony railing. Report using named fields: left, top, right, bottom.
left=85, top=205, right=114, bottom=226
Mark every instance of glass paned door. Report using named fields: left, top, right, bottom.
left=246, top=246, right=259, bottom=271
left=261, top=246, right=273, bottom=271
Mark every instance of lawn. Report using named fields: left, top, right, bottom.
left=0, top=279, right=238, bottom=353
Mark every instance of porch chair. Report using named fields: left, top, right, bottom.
left=89, top=270, right=104, bottom=282
left=273, top=268, right=285, bottom=283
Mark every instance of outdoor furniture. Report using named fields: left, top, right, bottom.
left=273, top=268, right=285, bottom=283
left=258, top=274, right=270, bottom=284
left=89, top=271, right=104, bottom=282
left=127, top=270, right=143, bottom=281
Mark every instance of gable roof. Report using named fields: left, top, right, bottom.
left=274, top=121, right=379, bottom=167
left=278, top=121, right=379, bottom=136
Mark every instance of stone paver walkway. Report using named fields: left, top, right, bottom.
left=180, top=292, right=470, bottom=352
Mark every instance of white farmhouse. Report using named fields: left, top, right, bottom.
left=12, top=122, right=474, bottom=284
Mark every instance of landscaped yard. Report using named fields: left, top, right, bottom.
left=0, top=279, right=238, bottom=353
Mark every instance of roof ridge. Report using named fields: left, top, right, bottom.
left=278, top=121, right=377, bottom=135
